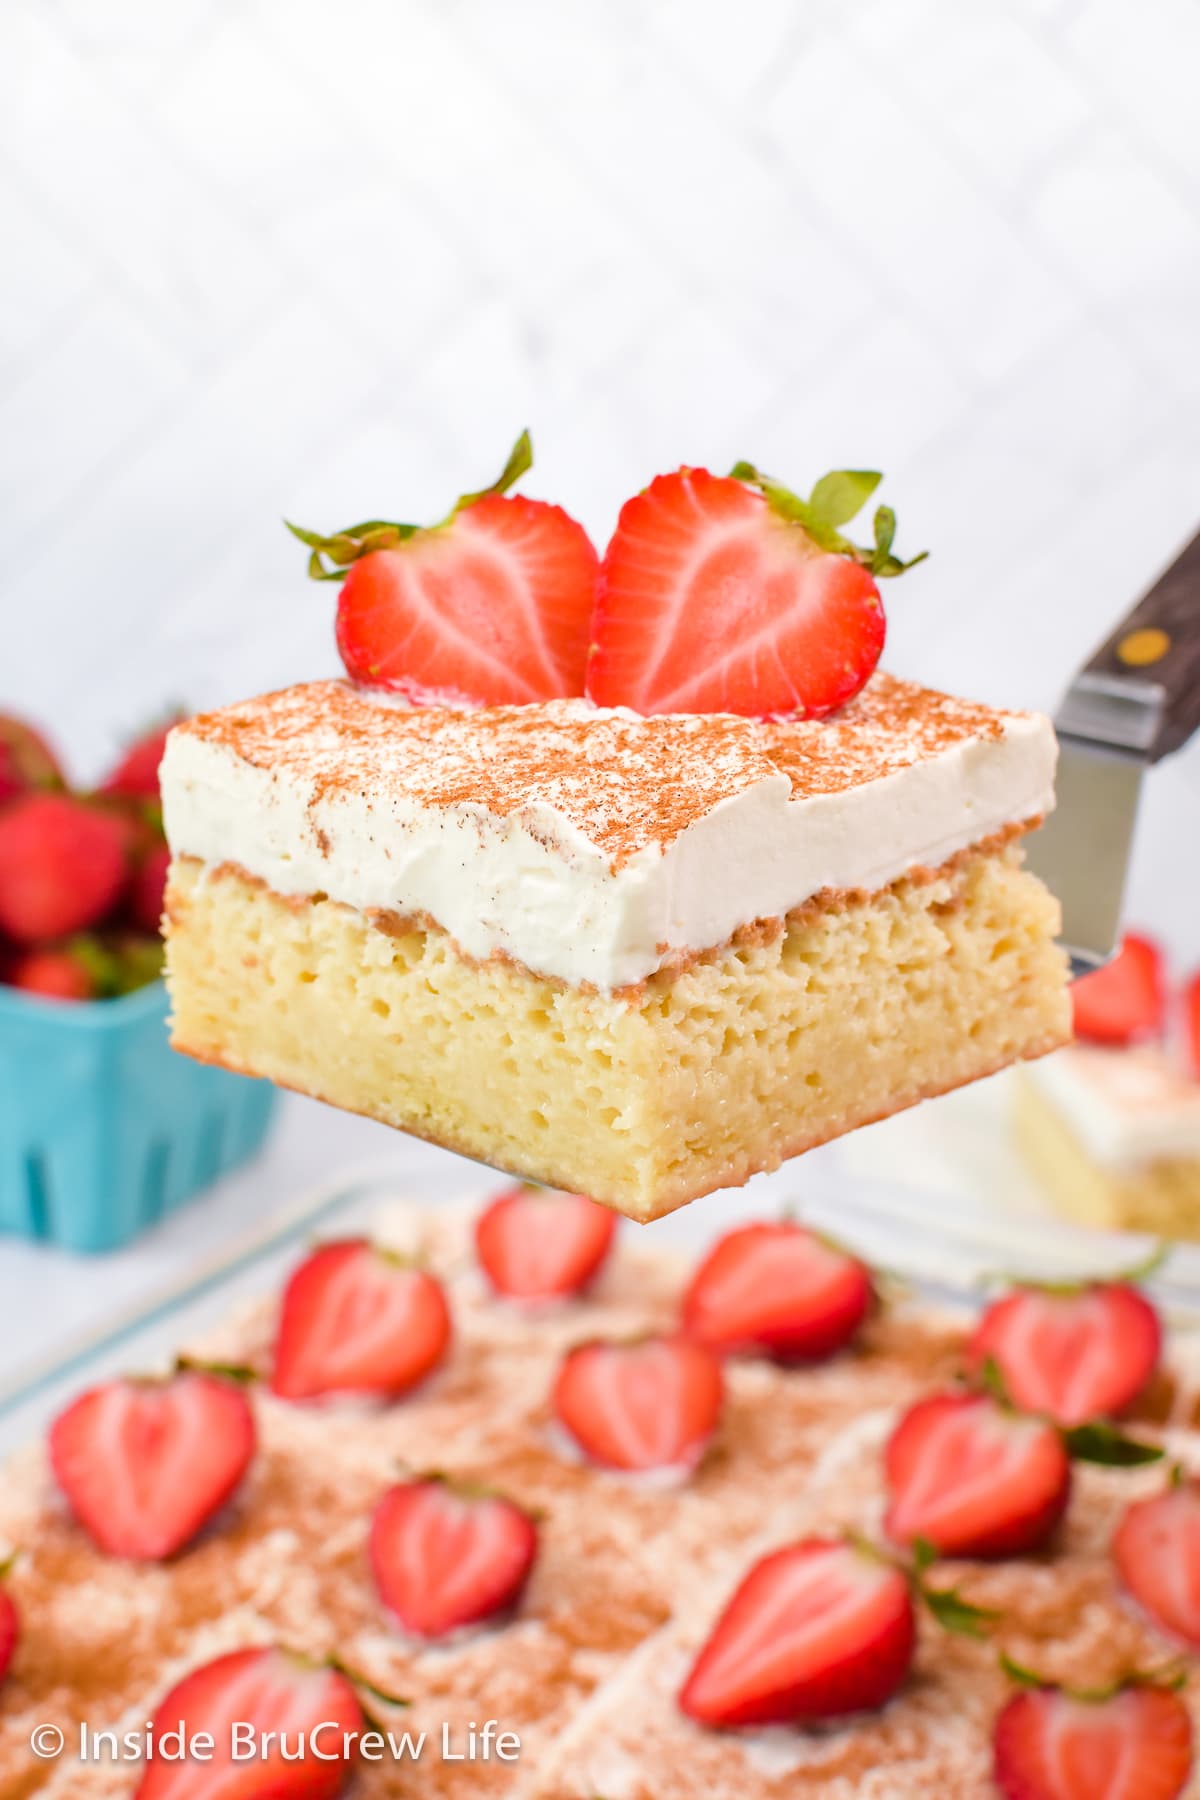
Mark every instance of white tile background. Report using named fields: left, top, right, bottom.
left=3, top=0, right=1200, bottom=960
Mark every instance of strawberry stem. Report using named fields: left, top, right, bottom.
left=327, top=1653, right=409, bottom=1711
left=1061, top=1420, right=1162, bottom=1467
left=730, top=461, right=928, bottom=578
left=286, top=429, right=534, bottom=580
left=978, top=1240, right=1172, bottom=1296
left=908, top=1538, right=999, bottom=1639
left=173, top=1354, right=260, bottom=1385
left=999, top=1650, right=1188, bottom=1699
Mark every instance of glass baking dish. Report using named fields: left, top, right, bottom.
left=4, top=1150, right=1200, bottom=1459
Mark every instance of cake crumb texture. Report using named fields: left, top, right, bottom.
left=165, top=845, right=1070, bottom=1220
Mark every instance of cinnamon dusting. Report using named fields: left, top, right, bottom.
left=174, top=673, right=1025, bottom=869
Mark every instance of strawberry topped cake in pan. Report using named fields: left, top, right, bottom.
left=162, top=439, right=1070, bottom=1219
left=1, top=1190, right=1197, bottom=1799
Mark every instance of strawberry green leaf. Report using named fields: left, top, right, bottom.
left=1063, top=1420, right=1163, bottom=1467
left=174, top=1355, right=259, bottom=1385
left=872, top=504, right=896, bottom=564
left=977, top=1354, right=1012, bottom=1407
left=911, top=1535, right=939, bottom=1575
left=1000, top=1652, right=1050, bottom=1689
left=998, top=1651, right=1188, bottom=1701
left=327, top=1654, right=410, bottom=1709
left=910, top=1537, right=999, bottom=1637
left=456, top=428, right=533, bottom=510
left=287, top=431, right=534, bottom=580
left=731, top=459, right=927, bottom=578
left=979, top=1241, right=1172, bottom=1297
left=921, top=1582, right=999, bottom=1639
left=808, top=469, right=882, bottom=528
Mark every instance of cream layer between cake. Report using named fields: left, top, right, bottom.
left=160, top=672, right=1057, bottom=990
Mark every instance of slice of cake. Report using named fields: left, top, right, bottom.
left=1015, top=936, right=1200, bottom=1238
left=162, top=674, right=1068, bottom=1220
left=161, top=445, right=1071, bottom=1220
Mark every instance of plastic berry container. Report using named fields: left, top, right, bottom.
left=0, top=979, right=276, bottom=1252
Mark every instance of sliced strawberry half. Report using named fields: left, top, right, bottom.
left=135, top=1646, right=364, bottom=1799
left=552, top=1335, right=723, bottom=1473
left=587, top=462, right=924, bottom=719
left=1114, top=1471, right=1200, bottom=1649
left=270, top=1238, right=451, bottom=1402
left=0, top=1576, right=17, bottom=1687
left=1184, top=970, right=1200, bottom=1081
left=967, top=1281, right=1162, bottom=1429
left=682, top=1221, right=872, bottom=1362
left=369, top=1475, right=538, bottom=1638
left=884, top=1391, right=1071, bottom=1558
left=48, top=1371, right=256, bottom=1560
left=993, top=1678, right=1192, bottom=1800
left=289, top=432, right=598, bottom=706
left=475, top=1184, right=617, bottom=1301
left=1072, top=934, right=1166, bottom=1046
left=680, top=1537, right=915, bottom=1728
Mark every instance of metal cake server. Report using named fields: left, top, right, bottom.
left=1026, top=528, right=1200, bottom=976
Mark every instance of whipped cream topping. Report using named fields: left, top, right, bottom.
left=1026, top=1044, right=1200, bottom=1168
left=161, top=674, right=1058, bottom=989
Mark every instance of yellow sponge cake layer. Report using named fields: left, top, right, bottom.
left=167, top=844, right=1069, bottom=1221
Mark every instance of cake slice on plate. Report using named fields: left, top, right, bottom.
left=162, top=445, right=1071, bottom=1220
left=1016, top=935, right=1200, bottom=1237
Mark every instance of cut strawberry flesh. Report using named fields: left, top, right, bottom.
left=553, top=1335, right=723, bottom=1472
left=0, top=1585, right=17, bottom=1686
left=885, top=1392, right=1069, bottom=1558
left=1071, top=934, right=1165, bottom=1046
left=682, top=1222, right=871, bottom=1361
left=48, top=1373, right=256, bottom=1561
left=335, top=494, right=597, bottom=705
left=993, top=1684, right=1192, bottom=1800
left=370, top=1478, right=537, bottom=1638
left=135, top=1646, right=362, bottom=1799
left=1184, top=971, right=1200, bottom=1081
left=587, top=469, right=885, bottom=719
left=271, top=1239, right=451, bottom=1401
left=475, top=1185, right=617, bottom=1300
left=968, top=1285, right=1161, bottom=1428
left=680, top=1539, right=914, bottom=1727
left=1114, top=1479, right=1200, bottom=1649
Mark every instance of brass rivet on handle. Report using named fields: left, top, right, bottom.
left=1117, top=627, right=1170, bottom=667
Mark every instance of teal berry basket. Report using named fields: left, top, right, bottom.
left=0, top=980, right=277, bottom=1252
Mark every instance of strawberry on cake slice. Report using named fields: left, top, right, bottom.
left=161, top=439, right=1070, bottom=1220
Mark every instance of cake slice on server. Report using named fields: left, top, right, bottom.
left=162, top=443, right=1071, bottom=1220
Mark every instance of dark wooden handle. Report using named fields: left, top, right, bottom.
left=1083, top=529, right=1200, bottom=761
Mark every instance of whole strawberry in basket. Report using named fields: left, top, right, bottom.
left=0, top=706, right=276, bottom=1251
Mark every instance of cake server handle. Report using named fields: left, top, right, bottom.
left=1062, top=527, right=1200, bottom=763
